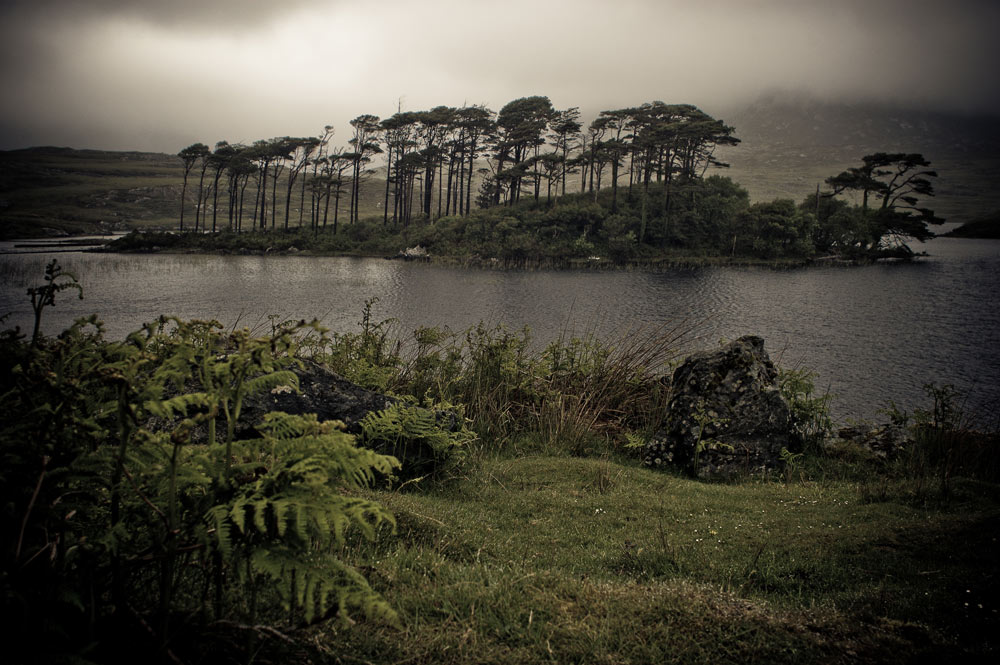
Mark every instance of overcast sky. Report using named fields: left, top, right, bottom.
left=1, top=0, right=998, bottom=152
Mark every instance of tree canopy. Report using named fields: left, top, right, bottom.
left=825, top=152, right=943, bottom=253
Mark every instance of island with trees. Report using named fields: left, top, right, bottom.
left=107, top=96, right=945, bottom=265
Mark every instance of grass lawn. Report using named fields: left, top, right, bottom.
left=303, top=453, right=1000, bottom=664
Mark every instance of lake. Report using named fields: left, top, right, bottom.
left=2, top=238, right=998, bottom=424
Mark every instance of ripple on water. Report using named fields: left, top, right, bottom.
left=1, top=239, right=997, bottom=422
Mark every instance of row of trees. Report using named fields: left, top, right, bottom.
left=174, top=97, right=943, bottom=259
left=176, top=96, right=740, bottom=237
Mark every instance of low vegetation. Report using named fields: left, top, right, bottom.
left=2, top=263, right=997, bottom=663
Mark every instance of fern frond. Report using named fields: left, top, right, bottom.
left=230, top=498, right=249, bottom=534
left=145, top=391, right=212, bottom=419
left=244, top=370, right=298, bottom=398
left=252, top=498, right=270, bottom=535
left=250, top=546, right=398, bottom=627
left=259, top=410, right=311, bottom=442
left=294, top=502, right=309, bottom=544
left=207, top=506, right=233, bottom=557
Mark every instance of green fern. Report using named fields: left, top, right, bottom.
left=201, top=411, right=399, bottom=626
left=359, top=402, right=473, bottom=481
left=250, top=546, right=398, bottom=626
left=243, top=370, right=299, bottom=398
left=3, top=269, right=402, bottom=658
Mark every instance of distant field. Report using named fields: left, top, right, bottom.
left=0, top=148, right=182, bottom=237
left=0, top=147, right=390, bottom=239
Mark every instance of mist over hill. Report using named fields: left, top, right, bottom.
left=712, top=91, right=1000, bottom=223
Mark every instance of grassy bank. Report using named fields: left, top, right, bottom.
left=2, top=266, right=997, bottom=664
left=325, top=453, right=998, bottom=664
left=99, top=223, right=820, bottom=271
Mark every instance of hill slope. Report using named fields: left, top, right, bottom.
left=0, top=147, right=388, bottom=239
left=712, top=91, right=1000, bottom=223
left=0, top=147, right=184, bottom=237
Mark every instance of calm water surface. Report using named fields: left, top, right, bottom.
left=2, top=238, right=998, bottom=422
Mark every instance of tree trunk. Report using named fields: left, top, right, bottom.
left=323, top=187, right=333, bottom=230
left=423, top=164, right=434, bottom=217
left=457, top=150, right=466, bottom=215
left=195, top=165, right=207, bottom=232
left=533, top=145, right=540, bottom=201
left=493, top=152, right=505, bottom=207
left=270, top=166, right=279, bottom=230
left=284, top=171, right=297, bottom=230
left=238, top=176, right=249, bottom=232
left=179, top=175, right=189, bottom=232
left=333, top=187, right=341, bottom=234
left=383, top=146, right=392, bottom=225
left=211, top=172, right=222, bottom=233
left=437, top=159, right=443, bottom=219
left=252, top=181, right=261, bottom=231
left=639, top=159, right=651, bottom=243
left=444, top=153, right=455, bottom=217
left=259, top=163, right=268, bottom=231
left=466, top=139, right=477, bottom=214
left=611, top=156, right=620, bottom=212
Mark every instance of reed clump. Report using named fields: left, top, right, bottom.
left=308, top=298, right=693, bottom=455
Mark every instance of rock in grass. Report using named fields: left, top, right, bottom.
left=237, top=361, right=467, bottom=480
left=393, top=245, right=430, bottom=261
left=238, top=360, right=396, bottom=437
left=643, top=336, right=801, bottom=478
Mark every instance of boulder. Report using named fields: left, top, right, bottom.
left=237, top=360, right=396, bottom=439
left=232, top=361, right=465, bottom=480
left=643, top=336, right=801, bottom=477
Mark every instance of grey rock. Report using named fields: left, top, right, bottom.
left=237, top=360, right=396, bottom=438
left=239, top=359, right=462, bottom=437
left=643, top=335, right=802, bottom=477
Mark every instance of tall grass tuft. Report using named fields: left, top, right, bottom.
left=531, top=321, right=691, bottom=452
left=309, top=300, right=694, bottom=454
left=366, top=312, right=692, bottom=452
left=905, top=383, right=1000, bottom=494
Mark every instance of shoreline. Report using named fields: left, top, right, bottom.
left=88, top=243, right=876, bottom=270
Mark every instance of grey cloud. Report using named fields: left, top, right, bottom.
left=0, top=0, right=327, bottom=29
left=1, top=0, right=998, bottom=152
